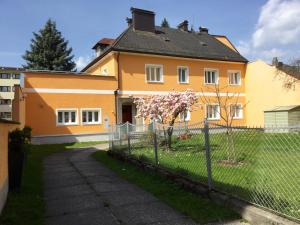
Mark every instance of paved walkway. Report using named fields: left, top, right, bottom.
left=43, top=145, right=198, bottom=225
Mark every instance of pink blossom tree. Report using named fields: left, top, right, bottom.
left=134, top=90, right=198, bottom=148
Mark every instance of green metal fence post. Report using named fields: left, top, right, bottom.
left=204, top=119, right=213, bottom=191
left=153, top=121, right=159, bottom=166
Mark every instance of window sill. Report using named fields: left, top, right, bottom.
left=146, top=81, right=164, bottom=84
left=178, top=82, right=189, bottom=84
left=207, top=118, right=220, bottom=121
left=56, top=123, right=79, bottom=126
left=229, top=84, right=241, bottom=86
left=232, top=117, right=243, bottom=120
left=82, top=122, right=102, bottom=125
left=204, top=83, right=218, bottom=85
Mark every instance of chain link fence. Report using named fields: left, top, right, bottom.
left=109, top=121, right=300, bottom=222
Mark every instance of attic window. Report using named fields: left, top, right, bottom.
left=164, top=37, right=170, bottom=42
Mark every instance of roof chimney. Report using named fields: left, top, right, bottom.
left=177, top=20, right=188, bottom=31
left=126, top=17, right=132, bottom=27
left=199, top=26, right=209, bottom=34
left=272, top=57, right=278, bottom=66
left=131, top=7, right=155, bottom=32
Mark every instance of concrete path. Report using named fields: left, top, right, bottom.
left=43, top=145, right=198, bottom=225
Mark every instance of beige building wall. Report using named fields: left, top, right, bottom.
left=245, top=60, right=300, bottom=127
left=0, top=67, right=21, bottom=120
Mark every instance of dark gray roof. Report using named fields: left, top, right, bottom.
left=82, top=26, right=247, bottom=71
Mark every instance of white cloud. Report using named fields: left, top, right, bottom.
left=253, top=0, right=300, bottom=48
left=237, top=0, right=300, bottom=63
left=75, top=55, right=93, bottom=71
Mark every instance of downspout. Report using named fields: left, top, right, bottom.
left=114, top=52, right=120, bottom=124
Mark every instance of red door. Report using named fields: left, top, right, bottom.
left=122, top=105, right=132, bottom=123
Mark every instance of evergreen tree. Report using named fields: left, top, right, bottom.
left=161, top=18, right=170, bottom=28
left=23, top=19, right=76, bottom=71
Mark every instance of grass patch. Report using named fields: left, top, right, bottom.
left=92, top=150, right=240, bottom=224
left=0, top=141, right=105, bottom=225
left=126, top=131, right=300, bottom=220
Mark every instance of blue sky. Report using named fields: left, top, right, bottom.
left=1, top=0, right=300, bottom=70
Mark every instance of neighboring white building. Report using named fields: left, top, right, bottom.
left=0, top=67, right=22, bottom=120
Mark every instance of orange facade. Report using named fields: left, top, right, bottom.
left=23, top=52, right=247, bottom=138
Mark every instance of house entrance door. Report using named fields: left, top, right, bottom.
left=122, top=105, right=132, bottom=123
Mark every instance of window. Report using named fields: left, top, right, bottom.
left=228, top=70, right=241, bottom=85
left=180, top=111, right=191, bottom=121
left=206, top=105, right=220, bottom=120
left=81, top=108, right=101, bottom=125
left=0, top=99, right=11, bottom=105
left=230, top=104, right=243, bottom=119
left=146, top=64, right=163, bottom=82
left=0, top=86, right=11, bottom=92
left=0, top=73, right=11, bottom=79
left=178, top=66, right=189, bottom=83
left=0, top=112, right=12, bottom=119
left=12, top=74, right=20, bottom=79
left=56, top=109, right=78, bottom=125
left=205, top=69, right=219, bottom=84
left=12, top=86, right=15, bottom=92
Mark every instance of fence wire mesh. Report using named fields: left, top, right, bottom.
left=109, top=121, right=300, bottom=221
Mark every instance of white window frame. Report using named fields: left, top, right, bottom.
left=204, top=68, right=219, bottom=85
left=230, top=104, right=243, bottom=119
left=81, top=108, right=102, bottom=125
left=56, top=108, right=79, bottom=126
left=206, top=104, right=221, bottom=120
left=145, top=64, right=164, bottom=83
left=228, top=70, right=241, bottom=86
left=180, top=110, right=191, bottom=121
left=177, top=66, right=189, bottom=84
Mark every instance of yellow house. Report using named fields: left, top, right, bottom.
left=19, top=7, right=249, bottom=144
left=245, top=60, right=300, bottom=127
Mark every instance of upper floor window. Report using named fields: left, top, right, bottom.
left=230, top=104, right=243, bottom=119
left=12, top=74, right=20, bottom=79
left=178, top=66, right=189, bottom=83
left=206, top=104, right=220, bottom=120
left=204, top=69, right=219, bottom=84
left=228, top=70, right=241, bottom=85
left=146, top=64, right=163, bottom=82
left=180, top=110, right=191, bottom=121
left=56, top=109, right=78, bottom=126
left=0, top=86, right=11, bottom=92
left=0, top=73, right=11, bottom=79
left=0, top=99, right=11, bottom=105
left=81, top=108, right=101, bottom=125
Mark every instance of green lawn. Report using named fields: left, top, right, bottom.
left=92, top=150, right=241, bottom=224
left=0, top=141, right=105, bottom=225
left=115, top=130, right=300, bottom=221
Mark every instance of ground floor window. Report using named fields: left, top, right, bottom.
left=81, top=108, right=101, bottom=125
left=230, top=104, right=243, bottom=119
left=56, top=109, right=78, bottom=125
left=180, top=110, right=191, bottom=121
left=206, top=105, right=220, bottom=120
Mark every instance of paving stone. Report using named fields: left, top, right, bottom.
left=85, top=175, right=120, bottom=184
left=44, top=174, right=86, bottom=190
left=91, top=181, right=140, bottom=193
left=45, top=209, right=119, bottom=225
left=111, top=201, right=188, bottom=225
left=44, top=166, right=76, bottom=174
left=46, top=194, right=105, bottom=217
left=101, top=189, right=158, bottom=206
left=44, top=184, right=93, bottom=200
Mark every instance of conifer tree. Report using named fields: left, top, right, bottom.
left=161, top=18, right=170, bottom=28
left=23, top=19, right=76, bottom=71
